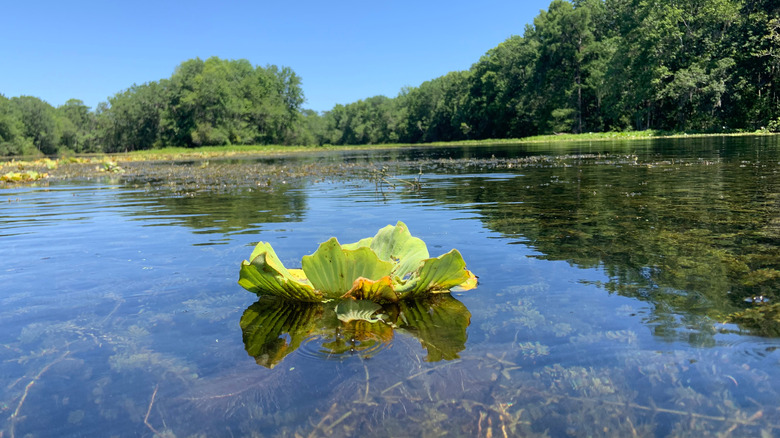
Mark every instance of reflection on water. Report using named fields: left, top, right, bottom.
left=2, top=136, right=780, bottom=437
left=411, top=138, right=780, bottom=341
left=241, top=294, right=471, bottom=367
left=117, top=181, right=309, bottom=238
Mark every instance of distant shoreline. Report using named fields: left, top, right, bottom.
left=2, top=130, right=778, bottom=165
left=116, top=130, right=780, bottom=161
left=2, top=131, right=777, bottom=185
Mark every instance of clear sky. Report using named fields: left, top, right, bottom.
left=1, top=0, right=550, bottom=113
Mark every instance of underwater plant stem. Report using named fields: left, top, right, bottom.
left=308, top=403, right=353, bottom=438
left=144, top=384, right=161, bottom=437
left=98, top=299, right=123, bottom=326
left=380, top=360, right=461, bottom=395
left=308, top=403, right=334, bottom=438
left=565, top=394, right=775, bottom=431
left=8, top=350, right=71, bottom=438
left=477, top=411, right=486, bottom=437
left=361, top=359, right=371, bottom=404
left=323, top=411, right=353, bottom=434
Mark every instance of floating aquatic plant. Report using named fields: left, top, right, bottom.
left=238, top=221, right=477, bottom=303
left=1, top=170, right=48, bottom=183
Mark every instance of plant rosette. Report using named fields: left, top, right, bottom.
left=238, top=221, right=477, bottom=303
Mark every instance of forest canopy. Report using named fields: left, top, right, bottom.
left=1, top=0, right=779, bottom=156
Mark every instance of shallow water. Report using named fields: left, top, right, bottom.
left=2, top=136, right=779, bottom=437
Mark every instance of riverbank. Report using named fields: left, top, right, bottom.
left=2, top=131, right=777, bottom=184
left=125, top=130, right=780, bottom=159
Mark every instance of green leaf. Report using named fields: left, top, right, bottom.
left=400, top=249, right=476, bottom=298
left=341, top=237, right=373, bottom=250
left=368, top=221, right=430, bottom=279
left=238, top=242, right=322, bottom=302
left=301, top=237, right=394, bottom=299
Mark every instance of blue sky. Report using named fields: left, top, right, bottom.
left=1, top=0, right=550, bottom=113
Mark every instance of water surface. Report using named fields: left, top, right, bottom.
left=2, top=136, right=779, bottom=437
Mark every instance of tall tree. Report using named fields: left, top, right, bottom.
left=57, top=99, right=97, bottom=152
left=98, top=82, right=166, bottom=152
left=0, top=94, right=29, bottom=156
left=12, top=96, right=59, bottom=154
left=531, top=0, right=598, bottom=133
left=467, top=31, right=541, bottom=138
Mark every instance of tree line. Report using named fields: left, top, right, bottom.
left=2, top=0, right=779, bottom=156
left=314, top=0, right=780, bottom=145
left=0, top=58, right=306, bottom=155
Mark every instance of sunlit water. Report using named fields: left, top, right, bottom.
left=2, top=136, right=779, bottom=437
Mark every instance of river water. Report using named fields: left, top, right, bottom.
left=2, top=136, right=779, bottom=437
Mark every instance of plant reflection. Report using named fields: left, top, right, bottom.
left=240, top=294, right=471, bottom=368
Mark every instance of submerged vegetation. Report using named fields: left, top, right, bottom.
left=2, top=137, right=780, bottom=436
left=239, top=221, right=477, bottom=303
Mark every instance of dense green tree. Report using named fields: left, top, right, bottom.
left=319, top=95, right=402, bottom=145
left=57, top=99, right=98, bottom=152
left=395, top=71, right=470, bottom=143
left=250, top=64, right=306, bottom=144
left=0, top=94, right=29, bottom=155
left=725, top=0, right=780, bottom=129
left=531, top=0, right=598, bottom=133
left=466, top=33, right=541, bottom=138
left=161, top=58, right=203, bottom=146
left=289, top=109, right=322, bottom=146
left=99, top=82, right=166, bottom=152
left=95, top=57, right=307, bottom=150
left=11, top=96, right=60, bottom=154
left=426, top=71, right=470, bottom=142
left=602, top=0, right=743, bottom=130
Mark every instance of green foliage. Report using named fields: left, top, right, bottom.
left=316, top=95, right=403, bottom=145
left=11, top=96, right=59, bottom=154
left=767, top=117, right=780, bottom=132
left=311, top=0, right=779, bottom=142
left=57, top=99, right=98, bottom=153
left=70, top=57, right=307, bottom=154
left=0, top=94, right=30, bottom=156
left=239, top=221, right=477, bottom=303
left=727, top=303, right=780, bottom=337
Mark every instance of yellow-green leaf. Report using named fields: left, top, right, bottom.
left=239, top=224, right=477, bottom=303
left=402, top=249, right=475, bottom=298
left=238, top=242, right=321, bottom=302
left=368, top=221, right=430, bottom=279
left=301, top=238, right=394, bottom=299
left=342, top=276, right=400, bottom=302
